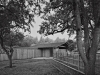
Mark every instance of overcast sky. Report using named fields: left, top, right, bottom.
left=24, top=16, right=75, bottom=40
left=24, top=0, right=75, bottom=40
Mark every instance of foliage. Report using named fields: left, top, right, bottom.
left=38, top=36, right=45, bottom=44
left=0, top=0, right=36, bottom=48
left=38, top=0, right=76, bottom=36
left=54, top=37, right=66, bottom=43
left=3, top=31, right=24, bottom=47
left=0, top=0, right=44, bottom=68
left=66, top=40, right=76, bottom=51
left=20, top=35, right=38, bottom=47
left=44, top=37, right=53, bottom=43
left=19, top=35, right=66, bottom=47
left=38, top=0, right=100, bottom=75
left=38, top=36, right=53, bottom=44
left=0, top=0, right=34, bottom=33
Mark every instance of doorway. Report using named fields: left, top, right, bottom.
left=50, top=49, right=53, bottom=57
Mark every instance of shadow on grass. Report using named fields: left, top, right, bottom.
left=4, top=65, right=16, bottom=68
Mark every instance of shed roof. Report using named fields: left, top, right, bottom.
left=32, top=42, right=67, bottom=49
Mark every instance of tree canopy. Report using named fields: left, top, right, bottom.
left=20, top=35, right=38, bottom=47
left=0, top=0, right=43, bottom=68
left=66, top=40, right=76, bottom=51
left=3, top=31, right=24, bottom=47
left=38, top=0, right=100, bottom=75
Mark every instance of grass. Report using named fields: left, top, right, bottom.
left=54, top=53, right=100, bottom=75
left=52, top=59, right=84, bottom=75
left=0, top=59, right=63, bottom=75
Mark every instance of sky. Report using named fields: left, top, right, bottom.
left=24, top=0, right=76, bottom=41
left=24, top=16, right=76, bottom=41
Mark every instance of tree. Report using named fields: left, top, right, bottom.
left=38, top=0, right=100, bottom=75
left=38, top=37, right=54, bottom=44
left=0, top=0, right=37, bottom=68
left=44, top=37, right=53, bottom=43
left=4, top=31, right=24, bottom=47
left=20, top=35, right=38, bottom=47
left=2, top=31, right=24, bottom=67
left=33, top=37, right=39, bottom=44
left=38, top=36, right=45, bottom=44
left=54, top=37, right=64, bottom=43
left=66, top=40, right=76, bottom=52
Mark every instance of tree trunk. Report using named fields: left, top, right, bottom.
left=7, top=54, right=13, bottom=68
left=83, top=26, right=100, bottom=75
left=74, top=0, right=96, bottom=75
left=9, top=55, right=13, bottom=68
left=75, top=0, right=87, bottom=63
left=74, top=0, right=100, bottom=75
left=84, top=60, right=95, bottom=75
left=8, top=47, right=14, bottom=68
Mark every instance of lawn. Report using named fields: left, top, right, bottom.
left=0, top=59, right=63, bottom=75
left=54, top=53, right=100, bottom=75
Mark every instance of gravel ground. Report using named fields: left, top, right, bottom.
left=0, top=59, right=64, bottom=75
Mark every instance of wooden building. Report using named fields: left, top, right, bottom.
left=0, top=47, right=34, bottom=61
left=33, top=42, right=68, bottom=58
left=0, top=42, right=68, bottom=61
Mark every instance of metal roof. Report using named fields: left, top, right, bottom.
left=32, top=42, right=67, bottom=49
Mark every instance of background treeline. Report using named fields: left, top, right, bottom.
left=18, top=35, right=67, bottom=47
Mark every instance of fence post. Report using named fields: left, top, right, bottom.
left=67, top=52, right=68, bottom=62
left=27, top=49, right=28, bottom=59
left=63, top=53, right=64, bottom=61
left=53, top=53, right=57, bottom=58
left=66, top=52, right=67, bottom=62
left=61, top=53, right=62, bottom=60
left=78, top=54, right=80, bottom=70
left=56, top=52, right=57, bottom=59
left=73, top=54, right=74, bottom=64
left=58, top=52, right=59, bottom=59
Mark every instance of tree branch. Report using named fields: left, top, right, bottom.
left=0, top=35, right=9, bottom=55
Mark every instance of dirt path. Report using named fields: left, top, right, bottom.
left=0, top=59, right=63, bottom=75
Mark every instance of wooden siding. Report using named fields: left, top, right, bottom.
left=0, top=47, right=35, bottom=61
left=40, top=48, right=53, bottom=57
left=34, top=49, right=41, bottom=58
left=0, top=47, right=56, bottom=61
left=42, top=49, right=50, bottom=57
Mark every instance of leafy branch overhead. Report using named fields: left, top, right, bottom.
left=39, top=0, right=100, bottom=74
left=0, top=0, right=35, bottom=33
left=38, top=0, right=94, bottom=36
left=0, top=0, right=44, bottom=68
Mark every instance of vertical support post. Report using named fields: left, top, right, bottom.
left=56, top=52, right=57, bottom=59
left=58, top=52, right=59, bottom=59
left=63, top=53, right=64, bottom=61
left=52, top=48, right=54, bottom=58
left=56, top=50, right=57, bottom=59
left=53, top=52, right=57, bottom=58
left=62, top=53, right=63, bottom=60
left=61, top=52, right=62, bottom=60
left=67, top=52, right=68, bottom=62
left=73, top=54, right=74, bottom=64
left=78, top=54, right=80, bottom=70
left=27, top=49, right=28, bottom=59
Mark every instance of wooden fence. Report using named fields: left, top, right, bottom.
left=0, top=47, right=35, bottom=61
left=53, top=52, right=100, bottom=74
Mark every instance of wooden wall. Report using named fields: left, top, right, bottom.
left=34, top=48, right=52, bottom=58
left=0, top=47, right=56, bottom=61
left=0, top=47, right=35, bottom=61
left=34, top=49, right=41, bottom=57
left=43, top=49, right=51, bottom=57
